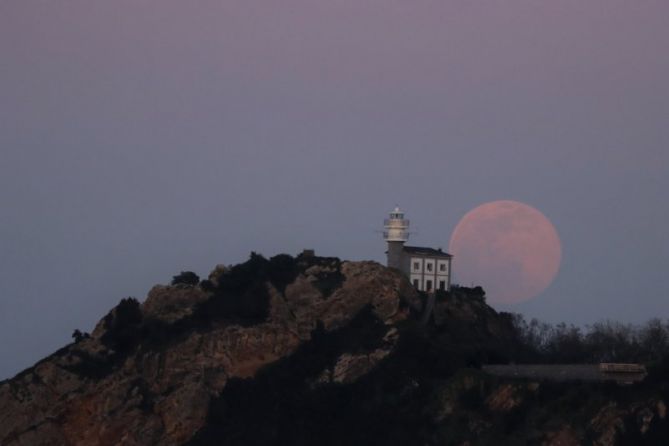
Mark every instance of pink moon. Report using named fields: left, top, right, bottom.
left=448, top=200, right=562, bottom=305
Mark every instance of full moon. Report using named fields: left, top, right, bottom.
left=448, top=200, right=561, bottom=305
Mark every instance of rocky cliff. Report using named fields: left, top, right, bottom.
left=0, top=256, right=417, bottom=445
left=1, top=254, right=667, bottom=446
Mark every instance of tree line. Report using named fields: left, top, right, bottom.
left=510, top=314, right=669, bottom=365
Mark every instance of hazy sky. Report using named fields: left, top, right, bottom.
left=1, top=1, right=668, bottom=379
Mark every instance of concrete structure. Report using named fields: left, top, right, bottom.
left=383, top=207, right=453, bottom=292
left=482, top=364, right=647, bottom=385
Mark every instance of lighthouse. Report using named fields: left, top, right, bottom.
left=383, top=207, right=410, bottom=270
left=383, top=207, right=453, bottom=292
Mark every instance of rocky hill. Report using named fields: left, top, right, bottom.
left=1, top=254, right=667, bottom=445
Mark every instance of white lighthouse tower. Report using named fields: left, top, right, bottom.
left=382, top=207, right=453, bottom=292
left=383, top=207, right=410, bottom=270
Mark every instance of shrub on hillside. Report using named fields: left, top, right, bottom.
left=171, top=271, right=200, bottom=286
left=195, top=252, right=300, bottom=326
left=71, top=329, right=89, bottom=343
left=100, top=297, right=143, bottom=353
left=510, top=314, right=669, bottom=364
left=267, top=254, right=300, bottom=292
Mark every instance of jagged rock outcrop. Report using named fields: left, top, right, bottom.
left=141, top=285, right=209, bottom=324
left=0, top=259, right=417, bottom=446
left=311, top=327, right=400, bottom=386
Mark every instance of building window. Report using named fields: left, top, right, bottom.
left=426, top=280, right=432, bottom=291
left=413, top=279, right=419, bottom=288
left=426, top=263, right=433, bottom=272
left=439, top=280, right=446, bottom=290
left=440, top=263, right=446, bottom=272
left=413, top=262, right=420, bottom=271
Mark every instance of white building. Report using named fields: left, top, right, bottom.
left=383, top=207, right=452, bottom=292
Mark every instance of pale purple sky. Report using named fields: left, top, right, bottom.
left=1, top=1, right=668, bottom=379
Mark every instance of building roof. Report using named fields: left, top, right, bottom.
left=402, top=245, right=452, bottom=257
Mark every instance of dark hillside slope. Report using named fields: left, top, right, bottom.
left=1, top=254, right=668, bottom=446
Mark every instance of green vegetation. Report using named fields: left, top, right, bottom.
left=195, top=252, right=301, bottom=326
left=509, top=315, right=669, bottom=365
left=100, top=297, right=143, bottom=353
left=71, top=329, right=89, bottom=343
left=171, top=271, right=200, bottom=286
